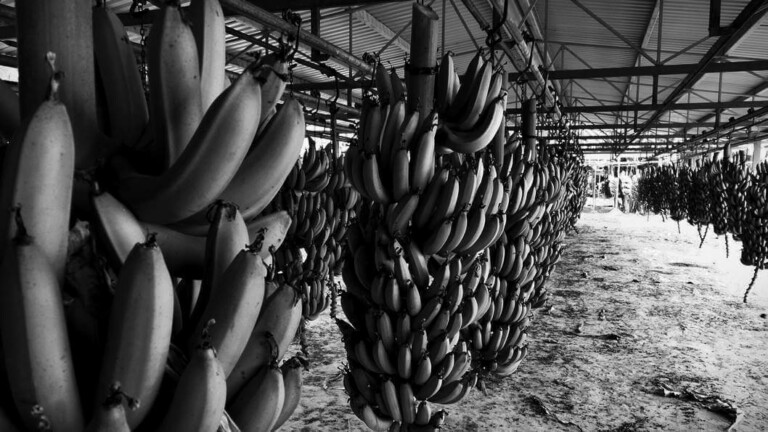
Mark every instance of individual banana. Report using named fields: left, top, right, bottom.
left=0, top=58, right=73, bottom=285
left=436, top=52, right=457, bottom=115
left=96, top=236, right=174, bottom=429
left=146, top=1, right=203, bottom=168
left=410, top=112, right=438, bottom=192
left=227, top=283, right=302, bottom=400
left=157, top=336, right=226, bottom=432
left=189, top=201, right=249, bottom=333
left=273, top=356, right=304, bottom=430
left=189, top=243, right=267, bottom=377
left=0, top=211, right=83, bottom=432
left=181, top=97, right=305, bottom=227
left=228, top=364, right=286, bottom=432
left=350, top=393, right=393, bottom=432
left=189, top=0, right=227, bottom=113
left=438, top=97, right=504, bottom=154
left=92, top=4, right=148, bottom=147
left=118, top=61, right=263, bottom=224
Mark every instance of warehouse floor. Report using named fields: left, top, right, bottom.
left=283, top=209, right=768, bottom=432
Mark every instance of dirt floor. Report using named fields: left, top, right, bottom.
left=281, top=200, right=768, bottom=431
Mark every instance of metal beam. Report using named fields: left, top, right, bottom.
left=508, top=60, right=768, bottom=81
left=508, top=99, right=767, bottom=114
left=513, top=122, right=718, bottom=130
left=219, top=0, right=374, bottom=75
left=352, top=9, right=410, bottom=54
left=625, top=0, right=768, bottom=153
left=230, top=0, right=410, bottom=12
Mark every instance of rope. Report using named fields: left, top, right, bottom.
left=743, top=266, right=759, bottom=303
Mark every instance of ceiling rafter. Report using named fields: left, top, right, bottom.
left=351, top=9, right=410, bottom=54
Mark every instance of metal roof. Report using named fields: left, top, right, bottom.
left=3, top=0, right=768, bottom=158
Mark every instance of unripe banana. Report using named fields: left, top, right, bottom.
left=189, top=0, right=226, bottom=113
left=147, top=2, right=203, bottom=168
left=157, top=340, right=226, bottom=432
left=410, top=113, right=439, bottom=192
left=273, top=356, right=304, bottom=430
left=227, top=283, right=302, bottom=400
left=1, top=214, right=83, bottom=432
left=229, top=365, right=285, bottom=432
left=119, top=62, right=263, bottom=224
left=92, top=4, right=148, bottom=147
left=96, top=236, right=174, bottom=429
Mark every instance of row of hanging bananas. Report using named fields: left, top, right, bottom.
left=468, top=137, right=588, bottom=376
left=339, top=44, right=587, bottom=430
left=635, top=146, right=766, bottom=300
left=0, top=0, right=311, bottom=430
left=265, top=140, right=362, bottom=320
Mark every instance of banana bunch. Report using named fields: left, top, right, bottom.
left=724, top=152, right=750, bottom=241
left=339, top=205, right=485, bottom=431
left=468, top=140, right=587, bottom=375
left=267, top=143, right=361, bottom=320
left=0, top=0, right=314, bottom=429
left=687, top=159, right=713, bottom=230
left=708, top=156, right=730, bottom=237
left=740, top=161, right=768, bottom=269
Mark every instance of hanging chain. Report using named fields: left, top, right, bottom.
left=131, top=0, right=150, bottom=101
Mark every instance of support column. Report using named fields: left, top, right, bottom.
left=17, top=0, right=100, bottom=170
left=753, top=140, right=764, bottom=170
left=408, top=3, right=439, bottom=121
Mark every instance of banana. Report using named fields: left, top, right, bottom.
left=176, top=97, right=305, bottom=228
left=0, top=213, right=83, bottom=432
left=380, top=99, right=406, bottom=172
left=391, top=146, right=411, bottom=202
left=227, top=283, right=302, bottom=400
left=381, top=379, right=402, bottom=423
left=443, top=351, right=470, bottom=384
left=455, top=206, right=486, bottom=253
left=85, top=383, right=132, bottom=432
left=410, top=112, right=439, bottom=192
left=422, top=218, right=452, bottom=255
left=157, top=338, right=226, bottom=432
left=370, top=337, right=396, bottom=376
left=378, top=310, right=397, bottom=352
left=350, top=393, right=393, bottom=432
left=0, top=64, right=73, bottom=285
left=415, top=400, right=432, bottom=426
left=462, top=213, right=504, bottom=256
left=273, top=356, right=304, bottom=430
left=444, top=280, right=464, bottom=315
left=362, top=100, right=384, bottom=154
left=399, top=382, right=417, bottom=425
left=189, top=0, right=226, bottom=113
left=413, top=166, right=449, bottom=229
left=189, top=244, right=267, bottom=376
left=429, top=171, right=460, bottom=230
left=414, top=296, right=443, bottom=329
left=92, top=4, right=148, bottom=147
left=449, top=59, right=492, bottom=130
left=428, top=333, right=450, bottom=365
left=436, top=52, right=457, bottom=115
left=398, top=343, right=413, bottom=380
left=189, top=201, right=249, bottom=332
left=382, top=274, right=402, bottom=314
left=254, top=52, right=289, bottom=127
left=415, top=372, right=443, bottom=401
left=411, top=329, right=429, bottom=361
left=404, top=238, right=430, bottom=288
left=91, top=188, right=147, bottom=270
left=456, top=162, right=481, bottom=210
left=440, top=206, right=469, bottom=254
left=438, top=97, right=504, bottom=154
left=362, top=152, right=392, bottom=203
left=460, top=297, right=479, bottom=329
left=228, top=364, right=285, bottom=432
left=147, top=1, right=203, bottom=168
left=118, top=62, right=263, bottom=224
left=376, top=62, right=394, bottom=104
left=413, top=353, right=433, bottom=386
left=354, top=339, right=382, bottom=374
left=96, top=236, right=174, bottom=429
left=405, top=281, right=423, bottom=317
left=350, top=366, right=378, bottom=404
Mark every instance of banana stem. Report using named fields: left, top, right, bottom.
left=299, top=318, right=310, bottom=359
left=744, top=266, right=759, bottom=303
left=725, top=234, right=730, bottom=258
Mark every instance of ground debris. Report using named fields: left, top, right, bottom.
left=650, top=379, right=743, bottom=430
left=525, top=395, right=584, bottom=431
